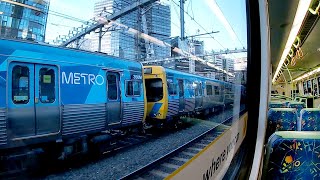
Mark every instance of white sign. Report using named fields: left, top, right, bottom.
left=62, top=72, right=104, bottom=85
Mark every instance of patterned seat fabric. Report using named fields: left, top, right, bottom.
left=269, top=101, right=286, bottom=109
left=267, top=108, right=298, bottom=139
left=264, top=131, right=320, bottom=179
left=299, top=108, right=320, bottom=131
left=288, top=102, right=305, bottom=116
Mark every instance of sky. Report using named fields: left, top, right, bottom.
left=45, top=0, right=247, bottom=58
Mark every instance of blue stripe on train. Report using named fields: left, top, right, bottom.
left=149, top=103, right=163, bottom=117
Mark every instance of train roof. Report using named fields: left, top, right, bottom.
left=0, top=38, right=142, bottom=70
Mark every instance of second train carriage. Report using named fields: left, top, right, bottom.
left=143, top=66, right=242, bottom=124
left=0, top=38, right=146, bottom=155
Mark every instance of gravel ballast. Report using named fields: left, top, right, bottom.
left=42, top=106, right=243, bottom=180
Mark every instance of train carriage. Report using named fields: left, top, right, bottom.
left=143, top=65, right=238, bottom=124
left=0, top=39, right=146, bottom=153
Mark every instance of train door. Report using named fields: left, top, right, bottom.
left=195, top=82, right=203, bottom=110
left=8, top=62, right=60, bottom=138
left=35, top=64, right=60, bottom=135
left=106, top=72, right=121, bottom=125
left=178, top=79, right=185, bottom=112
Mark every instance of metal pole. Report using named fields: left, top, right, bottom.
left=180, top=0, right=185, bottom=40
left=98, top=26, right=102, bottom=52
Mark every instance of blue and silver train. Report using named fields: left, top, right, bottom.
left=0, top=39, right=244, bottom=161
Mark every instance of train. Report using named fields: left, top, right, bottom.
left=0, top=38, right=245, bottom=162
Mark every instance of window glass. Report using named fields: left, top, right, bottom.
left=195, top=83, right=199, bottom=96
left=145, top=78, right=163, bottom=102
left=199, top=83, right=203, bottom=96
left=107, top=74, right=117, bottom=100
left=1, top=0, right=249, bottom=177
left=168, top=83, right=177, bottom=95
left=307, top=80, right=312, bottom=93
left=206, top=84, right=213, bottom=95
left=39, top=68, right=55, bottom=103
left=12, top=65, right=29, bottom=104
left=214, top=86, right=220, bottom=95
left=133, top=81, right=141, bottom=96
left=126, top=81, right=133, bottom=96
left=318, top=77, right=320, bottom=94
left=126, top=80, right=141, bottom=96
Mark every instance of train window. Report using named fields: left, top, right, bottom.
left=133, top=81, right=141, bottom=96
left=126, top=80, right=141, bottom=96
left=145, top=78, right=163, bottom=102
left=214, top=86, right=220, bottom=95
left=318, top=77, right=320, bottom=94
left=307, top=80, right=312, bottom=93
left=206, top=84, right=213, bottom=95
left=195, top=84, right=199, bottom=96
left=107, top=74, right=118, bottom=100
left=199, top=83, right=203, bottom=96
left=178, top=80, right=184, bottom=97
left=12, top=65, right=29, bottom=104
left=39, top=68, right=55, bottom=103
left=195, top=83, right=201, bottom=96
left=168, top=83, right=177, bottom=95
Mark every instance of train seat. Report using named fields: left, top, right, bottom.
left=263, top=131, right=320, bottom=179
left=269, top=101, right=286, bottom=108
left=267, top=108, right=298, bottom=139
left=298, top=108, right=320, bottom=131
left=288, top=102, right=305, bottom=116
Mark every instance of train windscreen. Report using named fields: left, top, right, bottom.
left=145, top=78, right=163, bottom=102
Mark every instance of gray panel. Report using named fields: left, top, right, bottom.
left=122, top=102, right=144, bottom=125
left=0, top=108, right=7, bottom=145
left=36, top=106, right=60, bottom=135
left=185, top=98, right=195, bottom=112
left=167, top=99, right=179, bottom=117
left=202, top=96, right=224, bottom=109
left=179, top=98, right=185, bottom=112
left=195, top=97, right=203, bottom=109
left=7, top=107, right=35, bottom=138
left=107, top=102, right=121, bottom=124
left=62, top=104, right=106, bottom=136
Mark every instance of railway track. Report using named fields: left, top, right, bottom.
left=0, top=122, right=190, bottom=178
left=0, top=107, right=243, bottom=179
left=120, top=111, right=243, bottom=180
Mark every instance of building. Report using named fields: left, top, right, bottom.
left=0, top=0, right=50, bottom=42
left=91, top=0, right=171, bottom=61
left=213, top=55, right=235, bottom=82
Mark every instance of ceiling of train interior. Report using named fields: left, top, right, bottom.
left=269, top=0, right=320, bottom=82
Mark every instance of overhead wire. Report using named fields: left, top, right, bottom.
left=48, top=10, right=87, bottom=23
left=170, top=0, right=239, bottom=59
left=214, top=2, right=246, bottom=48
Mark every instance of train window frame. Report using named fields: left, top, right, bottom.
left=107, top=73, right=119, bottom=100
left=12, top=65, right=30, bottom=104
left=214, top=86, right=220, bottom=95
left=125, top=80, right=142, bottom=97
left=206, top=84, right=213, bottom=96
left=195, top=82, right=201, bottom=97
left=39, top=67, right=56, bottom=103
left=199, top=83, right=203, bottom=96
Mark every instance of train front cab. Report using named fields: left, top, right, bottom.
left=143, top=66, right=168, bottom=124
